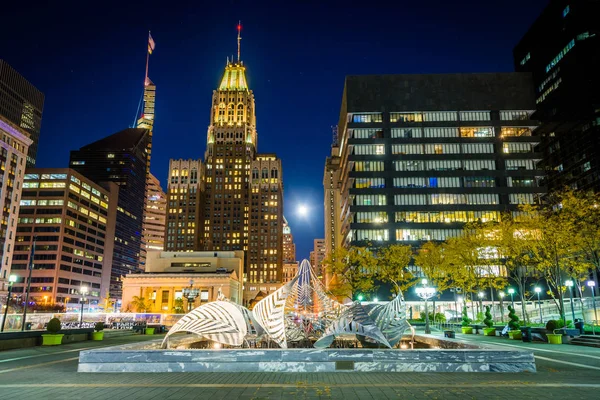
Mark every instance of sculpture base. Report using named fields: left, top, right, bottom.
left=78, top=335, right=535, bottom=373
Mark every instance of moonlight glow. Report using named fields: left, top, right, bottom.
left=297, top=205, right=308, bottom=216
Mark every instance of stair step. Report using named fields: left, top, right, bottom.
left=571, top=341, right=600, bottom=348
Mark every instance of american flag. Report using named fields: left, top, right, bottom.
left=148, top=33, right=155, bottom=54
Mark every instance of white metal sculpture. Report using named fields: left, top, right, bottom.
left=161, top=259, right=411, bottom=349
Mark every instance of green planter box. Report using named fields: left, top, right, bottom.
left=508, top=330, right=522, bottom=340
left=92, top=331, right=104, bottom=341
left=461, top=327, right=473, bottom=334
left=547, top=333, right=563, bottom=344
left=42, top=334, right=64, bottom=346
left=145, top=328, right=155, bottom=335
left=483, top=328, right=496, bottom=336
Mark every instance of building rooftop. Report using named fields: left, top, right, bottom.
left=219, top=62, right=248, bottom=91
left=341, top=73, right=536, bottom=114
left=78, top=128, right=149, bottom=151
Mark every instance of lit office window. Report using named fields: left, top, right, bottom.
left=424, top=143, right=460, bottom=154
left=500, top=127, right=533, bottom=137
left=500, top=111, right=532, bottom=121
left=392, top=144, right=423, bottom=155
left=462, top=143, right=494, bottom=153
left=354, top=161, right=384, bottom=172
left=352, top=129, right=384, bottom=139
left=354, top=178, right=385, bottom=189
left=355, top=212, right=388, bottom=223
left=352, top=113, right=383, bottom=123
left=353, top=229, right=389, bottom=241
left=354, top=195, right=387, bottom=206
left=390, top=112, right=423, bottom=122
left=460, top=127, right=494, bottom=138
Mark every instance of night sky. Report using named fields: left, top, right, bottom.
left=1, top=0, right=548, bottom=261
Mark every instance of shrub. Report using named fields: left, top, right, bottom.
left=507, top=305, right=520, bottom=330
left=94, top=322, right=105, bottom=332
left=483, top=306, right=493, bottom=328
left=46, top=318, right=61, bottom=334
left=461, top=306, right=472, bottom=327
left=545, top=320, right=563, bottom=332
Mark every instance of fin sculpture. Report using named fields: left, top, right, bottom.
left=368, top=291, right=411, bottom=348
left=252, top=275, right=299, bottom=348
left=161, top=301, right=248, bottom=348
left=314, top=301, right=392, bottom=348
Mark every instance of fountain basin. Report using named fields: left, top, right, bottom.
left=77, top=335, right=535, bottom=373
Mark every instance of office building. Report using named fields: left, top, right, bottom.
left=69, top=128, right=151, bottom=299
left=10, top=168, right=117, bottom=306
left=514, top=0, right=600, bottom=191
left=142, top=173, right=166, bottom=257
left=331, top=73, right=545, bottom=250
left=310, top=238, right=326, bottom=282
left=323, top=142, right=342, bottom=288
left=165, top=159, right=203, bottom=251
left=0, top=59, right=44, bottom=167
left=121, top=250, right=244, bottom=312
left=163, top=32, right=285, bottom=304
left=0, top=116, right=32, bottom=291
left=282, top=216, right=295, bottom=263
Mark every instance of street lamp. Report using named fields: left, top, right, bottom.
left=357, top=294, right=364, bottom=302
left=498, top=291, right=505, bottom=323
left=565, top=280, right=576, bottom=326
left=1, top=275, right=18, bottom=332
left=416, top=279, right=436, bottom=334
left=507, top=288, right=515, bottom=309
left=478, top=291, right=484, bottom=316
left=587, top=280, right=598, bottom=335
left=79, top=286, right=88, bottom=328
left=182, top=279, right=200, bottom=312
left=534, top=287, right=543, bottom=324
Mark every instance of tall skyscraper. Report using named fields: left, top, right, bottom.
left=330, top=73, right=545, bottom=250
left=12, top=169, right=117, bottom=307
left=142, top=173, right=167, bottom=255
left=514, top=0, right=600, bottom=191
left=323, top=140, right=342, bottom=288
left=165, top=159, right=204, bottom=251
left=282, top=216, right=295, bottom=263
left=69, top=128, right=151, bottom=299
left=0, top=59, right=45, bottom=167
left=0, top=116, right=32, bottom=289
left=164, top=25, right=285, bottom=304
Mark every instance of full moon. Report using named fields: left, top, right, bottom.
left=298, top=205, right=308, bottom=216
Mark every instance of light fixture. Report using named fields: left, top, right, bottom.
left=508, top=288, right=515, bottom=295
left=588, top=280, right=596, bottom=288
left=534, top=287, right=541, bottom=294
left=499, top=291, right=505, bottom=298
left=565, top=280, right=573, bottom=287
left=421, top=278, right=428, bottom=285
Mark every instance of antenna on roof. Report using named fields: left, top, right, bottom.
left=237, top=21, right=242, bottom=63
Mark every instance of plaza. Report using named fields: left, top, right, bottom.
left=1, top=330, right=600, bottom=399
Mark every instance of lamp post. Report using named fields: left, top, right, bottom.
left=182, top=279, right=200, bottom=312
left=79, top=286, right=88, bottom=328
left=508, top=288, right=515, bottom=309
left=587, top=280, right=598, bottom=335
left=534, top=287, right=543, bottom=324
left=416, top=278, right=436, bottom=334
left=565, top=280, right=576, bottom=326
left=21, top=236, right=37, bottom=331
left=498, top=291, right=505, bottom=323
left=478, top=291, right=484, bottom=316
left=1, top=275, right=18, bottom=332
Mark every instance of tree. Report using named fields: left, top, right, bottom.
left=172, top=298, right=184, bottom=314
left=525, top=203, right=585, bottom=322
left=496, top=212, right=540, bottom=324
left=377, top=244, right=416, bottom=295
left=130, top=296, right=151, bottom=313
left=414, top=241, right=453, bottom=294
left=322, top=246, right=378, bottom=301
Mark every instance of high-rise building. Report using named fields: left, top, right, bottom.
left=0, top=116, right=32, bottom=290
left=142, top=173, right=166, bottom=256
left=331, top=73, right=545, bottom=249
left=282, top=216, right=295, bottom=263
left=69, top=128, right=151, bottom=300
left=11, top=168, right=117, bottom=307
left=323, top=141, right=342, bottom=288
left=164, top=159, right=204, bottom=251
left=248, top=155, right=283, bottom=284
left=311, top=239, right=326, bottom=282
left=0, top=59, right=45, bottom=167
left=514, top=0, right=600, bottom=191
left=164, top=27, right=285, bottom=304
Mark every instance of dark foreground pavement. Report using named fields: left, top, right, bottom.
left=1, top=331, right=600, bottom=399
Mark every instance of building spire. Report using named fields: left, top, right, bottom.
left=237, top=21, right=242, bottom=63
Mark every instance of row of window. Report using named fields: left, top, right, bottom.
left=394, top=160, right=497, bottom=171
left=392, top=176, right=497, bottom=188
left=394, top=194, right=500, bottom=205
left=353, top=127, right=534, bottom=140
left=353, top=111, right=534, bottom=125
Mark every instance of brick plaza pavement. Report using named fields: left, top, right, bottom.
left=1, top=332, right=600, bottom=399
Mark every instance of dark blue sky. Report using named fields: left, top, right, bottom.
left=1, top=0, right=548, bottom=260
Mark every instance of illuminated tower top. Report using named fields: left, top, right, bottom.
left=207, top=22, right=257, bottom=150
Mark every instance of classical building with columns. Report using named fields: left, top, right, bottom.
left=121, top=250, right=244, bottom=312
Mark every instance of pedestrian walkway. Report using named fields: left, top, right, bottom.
left=1, top=332, right=600, bottom=399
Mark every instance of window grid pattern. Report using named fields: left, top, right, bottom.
left=353, top=144, right=385, bottom=155
left=423, top=112, right=457, bottom=122
left=396, top=229, right=461, bottom=241
left=354, top=195, right=387, bottom=206
left=459, top=111, right=491, bottom=121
